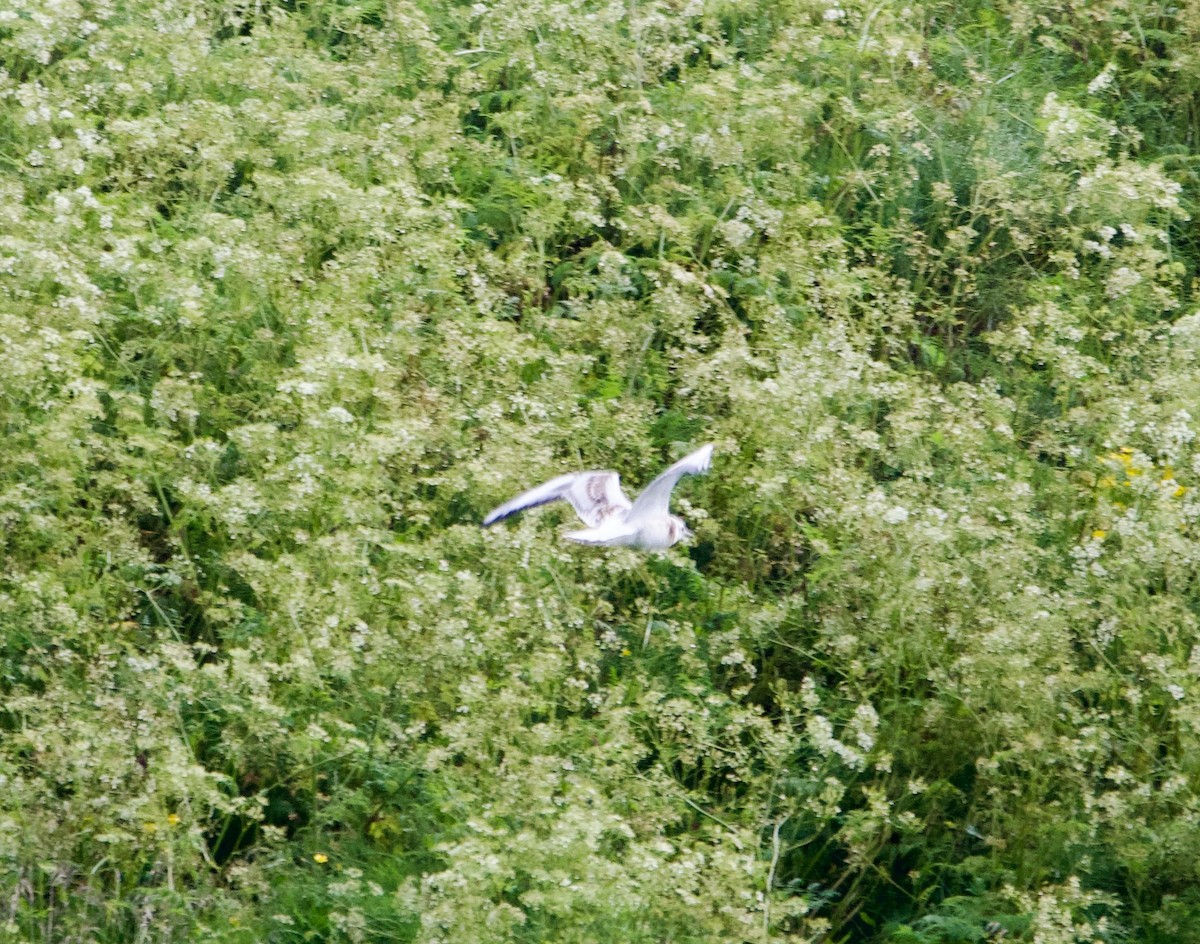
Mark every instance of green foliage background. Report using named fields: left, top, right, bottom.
left=3, top=0, right=1200, bottom=940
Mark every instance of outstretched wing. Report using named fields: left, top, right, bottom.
left=626, top=444, right=714, bottom=524
left=483, top=471, right=631, bottom=529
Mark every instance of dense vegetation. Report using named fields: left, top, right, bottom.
left=3, top=0, right=1200, bottom=940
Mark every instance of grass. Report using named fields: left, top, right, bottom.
left=3, top=0, right=1200, bottom=941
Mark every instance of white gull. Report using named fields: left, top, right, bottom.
left=482, top=444, right=714, bottom=550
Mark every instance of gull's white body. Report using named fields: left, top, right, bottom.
left=482, top=444, right=714, bottom=550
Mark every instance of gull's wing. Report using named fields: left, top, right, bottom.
left=626, top=444, right=714, bottom=524
left=563, top=521, right=640, bottom=546
left=483, top=471, right=631, bottom=529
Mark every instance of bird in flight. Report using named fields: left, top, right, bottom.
left=482, top=444, right=714, bottom=550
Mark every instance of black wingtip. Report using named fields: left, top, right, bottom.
left=481, top=508, right=509, bottom=527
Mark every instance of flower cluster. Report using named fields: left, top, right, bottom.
left=3, top=0, right=1200, bottom=941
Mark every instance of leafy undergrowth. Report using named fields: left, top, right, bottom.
left=3, top=0, right=1200, bottom=941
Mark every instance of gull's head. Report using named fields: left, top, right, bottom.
left=668, top=516, right=693, bottom=546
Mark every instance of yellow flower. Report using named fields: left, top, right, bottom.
left=1174, top=485, right=1187, bottom=499
left=1108, top=448, right=1140, bottom=472
left=620, top=648, right=631, bottom=657
left=1097, top=475, right=1117, bottom=489
left=313, top=853, right=329, bottom=864
left=143, top=822, right=157, bottom=833
left=167, top=813, right=180, bottom=826
left=1092, top=529, right=1106, bottom=541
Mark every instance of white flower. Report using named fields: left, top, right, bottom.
left=1088, top=62, right=1118, bottom=95
left=1105, top=266, right=1142, bottom=299
left=883, top=506, right=909, bottom=525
